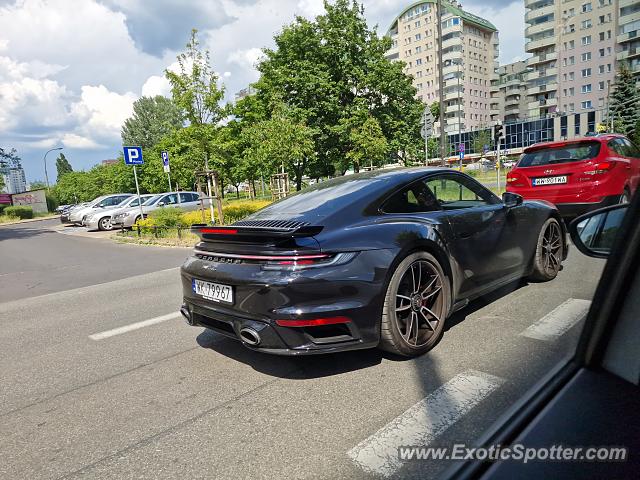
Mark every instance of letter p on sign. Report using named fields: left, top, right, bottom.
left=123, top=146, right=144, bottom=165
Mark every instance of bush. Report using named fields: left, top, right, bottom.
left=4, top=206, right=33, bottom=219
left=0, top=204, right=7, bottom=215
left=46, top=194, right=59, bottom=213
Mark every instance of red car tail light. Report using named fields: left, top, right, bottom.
left=506, top=171, right=526, bottom=187
left=275, top=316, right=351, bottom=327
left=584, top=161, right=615, bottom=175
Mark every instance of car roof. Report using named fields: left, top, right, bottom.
left=524, top=134, right=626, bottom=153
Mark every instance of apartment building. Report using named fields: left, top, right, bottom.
left=617, top=0, right=640, bottom=80
left=524, top=0, right=636, bottom=118
left=490, top=61, right=529, bottom=123
left=386, top=1, right=499, bottom=134
left=1, top=163, right=27, bottom=194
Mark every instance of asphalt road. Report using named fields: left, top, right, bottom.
left=0, top=218, right=605, bottom=479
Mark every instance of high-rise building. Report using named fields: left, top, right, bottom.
left=617, top=0, right=640, bottom=81
left=490, top=61, right=529, bottom=123
left=1, top=162, right=27, bottom=194
left=524, top=0, right=638, bottom=118
left=386, top=1, right=499, bottom=134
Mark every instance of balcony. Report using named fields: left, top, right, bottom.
left=528, top=82, right=558, bottom=94
left=505, top=103, right=521, bottom=113
left=490, top=108, right=501, bottom=116
left=445, top=103, right=464, bottom=114
left=617, top=30, right=638, bottom=45
left=527, top=67, right=558, bottom=80
left=442, top=51, right=463, bottom=64
left=444, top=89, right=463, bottom=101
left=525, top=22, right=554, bottom=38
left=617, top=47, right=640, bottom=61
left=525, top=36, right=556, bottom=52
left=442, top=23, right=462, bottom=36
left=527, top=51, right=557, bottom=66
left=442, top=36, right=461, bottom=50
left=443, top=63, right=460, bottom=76
left=505, top=96, right=521, bottom=106
left=525, top=3, right=555, bottom=22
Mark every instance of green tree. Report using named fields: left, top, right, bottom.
left=29, top=181, right=47, bottom=190
left=251, top=0, right=422, bottom=176
left=121, top=96, right=183, bottom=149
left=242, top=103, right=316, bottom=191
left=55, top=153, right=73, bottom=180
left=429, top=101, right=440, bottom=121
left=343, top=114, right=388, bottom=172
left=472, top=130, right=492, bottom=156
left=0, top=147, right=21, bottom=191
left=610, top=62, right=640, bottom=136
left=165, top=29, right=228, bottom=179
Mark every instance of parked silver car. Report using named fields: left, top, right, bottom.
left=111, top=191, right=206, bottom=228
left=84, top=194, right=156, bottom=231
left=63, top=194, right=133, bottom=226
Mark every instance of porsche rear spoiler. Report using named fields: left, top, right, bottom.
left=191, top=224, right=324, bottom=244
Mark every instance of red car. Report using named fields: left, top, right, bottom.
left=506, top=134, right=640, bottom=218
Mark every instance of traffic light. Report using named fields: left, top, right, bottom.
left=493, top=124, right=503, bottom=142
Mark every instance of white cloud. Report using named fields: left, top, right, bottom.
left=61, top=133, right=101, bottom=149
left=297, top=0, right=325, bottom=18
left=141, top=74, right=171, bottom=97
left=70, top=85, right=136, bottom=138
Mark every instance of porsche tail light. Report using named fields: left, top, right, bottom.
left=275, top=316, right=351, bottom=327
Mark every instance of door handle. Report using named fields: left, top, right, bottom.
left=459, top=231, right=473, bottom=239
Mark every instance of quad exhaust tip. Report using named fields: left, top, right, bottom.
left=239, top=327, right=261, bottom=346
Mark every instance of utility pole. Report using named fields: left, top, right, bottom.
left=436, top=0, right=446, bottom=166
left=43, top=147, right=63, bottom=190
left=457, top=60, right=463, bottom=171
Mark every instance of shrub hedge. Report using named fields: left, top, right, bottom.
left=4, top=206, right=34, bottom=219
left=134, top=200, right=272, bottom=233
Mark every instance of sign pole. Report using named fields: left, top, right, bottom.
left=133, top=165, right=144, bottom=220
left=167, top=172, right=172, bottom=193
left=496, top=141, right=501, bottom=194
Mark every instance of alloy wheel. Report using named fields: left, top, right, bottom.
left=100, top=217, right=111, bottom=231
left=541, top=221, right=562, bottom=276
left=393, top=260, right=445, bottom=347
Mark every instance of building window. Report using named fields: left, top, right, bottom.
left=581, top=100, right=592, bottom=109
left=582, top=84, right=592, bottom=93
left=416, top=58, right=422, bottom=65
left=581, top=19, right=592, bottom=29
left=415, top=33, right=422, bottom=41
left=598, top=64, right=605, bottom=74
left=581, top=52, right=592, bottom=61
left=575, top=113, right=581, bottom=135
left=582, top=68, right=592, bottom=77
left=581, top=35, right=591, bottom=45
left=588, top=111, right=595, bottom=132
left=599, top=48, right=605, bottom=57
left=581, top=3, right=592, bottom=13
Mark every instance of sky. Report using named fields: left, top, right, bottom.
left=0, top=0, right=525, bottom=182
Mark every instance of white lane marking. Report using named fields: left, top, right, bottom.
left=347, top=370, right=504, bottom=478
left=89, top=312, right=182, bottom=341
left=520, top=298, right=591, bottom=342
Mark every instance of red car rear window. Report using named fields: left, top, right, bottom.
left=518, top=141, right=601, bottom=167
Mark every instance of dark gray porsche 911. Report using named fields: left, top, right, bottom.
left=180, top=167, right=567, bottom=357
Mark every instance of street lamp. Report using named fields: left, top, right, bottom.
left=43, top=147, right=63, bottom=190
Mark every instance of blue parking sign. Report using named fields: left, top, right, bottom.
left=123, top=146, right=144, bottom=165
left=161, top=151, right=169, bottom=167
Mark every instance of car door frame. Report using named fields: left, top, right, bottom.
left=423, top=171, right=520, bottom=300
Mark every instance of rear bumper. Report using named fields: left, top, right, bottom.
left=555, top=195, right=620, bottom=219
left=179, top=249, right=395, bottom=355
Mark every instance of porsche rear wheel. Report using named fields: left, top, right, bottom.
left=380, top=252, right=450, bottom=357
left=529, top=218, right=562, bottom=282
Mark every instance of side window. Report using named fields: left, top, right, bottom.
left=622, top=138, right=640, bottom=158
left=161, top=194, right=178, bottom=205
left=180, top=192, right=195, bottom=203
left=382, top=181, right=441, bottom=214
left=99, top=197, right=115, bottom=207
left=425, top=175, right=496, bottom=210
left=609, top=139, right=627, bottom=156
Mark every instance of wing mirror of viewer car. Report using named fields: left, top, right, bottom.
left=569, top=204, right=628, bottom=259
left=502, top=192, right=523, bottom=208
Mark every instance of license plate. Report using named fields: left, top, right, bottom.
left=532, top=176, right=568, bottom=186
left=192, top=279, right=233, bottom=304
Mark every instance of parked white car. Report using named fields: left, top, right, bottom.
left=111, top=192, right=206, bottom=228
left=62, top=194, right=133, bottom=226
left=83, top=194, right=156, bottom=231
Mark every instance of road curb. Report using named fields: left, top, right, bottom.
left=0, top=216, right=58, bottom=227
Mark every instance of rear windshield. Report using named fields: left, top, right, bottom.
left=518, top=141, right=601, bottom=167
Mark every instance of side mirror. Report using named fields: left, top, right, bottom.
left=502, top=192, right=523, bottom=208
left=157, top=201, right=165, bottom=207
left=569, top=204, right=628, bottom=258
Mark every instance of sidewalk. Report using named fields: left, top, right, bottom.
left=0, top=215, right=58, bottom=226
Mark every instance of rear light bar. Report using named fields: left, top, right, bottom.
left=275, top=316, right=351, bottom=327
left=200, top=228, right=238, bottom=234
left=194, top=251, right=357, bottom=270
